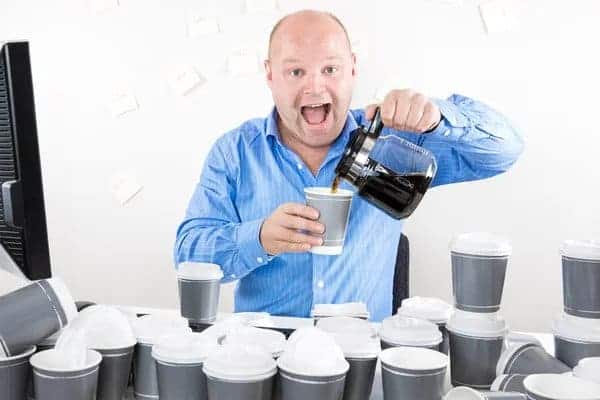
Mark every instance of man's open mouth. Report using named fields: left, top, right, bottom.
left=300, top=103, right=331, bottom=125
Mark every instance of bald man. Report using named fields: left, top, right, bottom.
left=175, top=10, right=524, bottom=321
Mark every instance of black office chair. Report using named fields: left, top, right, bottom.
left=392, top=233, right=410, bottom=313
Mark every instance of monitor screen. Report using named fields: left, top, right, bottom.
left=0, top=41, right=51, bottom=280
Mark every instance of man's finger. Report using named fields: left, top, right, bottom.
left=283, top=229, right=323, bottom=246
left=380, top=94, right=397, bottom=127
left=281, top=203, right=319, bottom=220
left=416, top=102, right=440, bottom=133
left=281, top=215, right=325, bottom=234
left=277, top=240, right=311, bottom=253
left=405, top=94, right=427, bottom=130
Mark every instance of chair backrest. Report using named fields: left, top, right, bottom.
left=392, top=233, right=410, bottom=313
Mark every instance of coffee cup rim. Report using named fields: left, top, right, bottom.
left=553, top=312, right=600, bottom=342
left=560, top=239, right=600, bottom=261
left=379, top=346, right=448, bottom=372
left=0, top=345, right=36, bottom=362
left=444, top=386, right=487, bottom=399
left=524, top=373, right=600, bottom=399
left=30, top=349, right=102, bottom=373
left=450, top=232, right=512, bottom=257
left=304, top=186, right=353, bottom=198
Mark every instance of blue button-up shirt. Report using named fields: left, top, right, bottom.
left=175, top=94, right=524, bottom=321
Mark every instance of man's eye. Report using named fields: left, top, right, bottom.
left=324, top=66, right=338, bottom=74
left=290, top=69, right=303, bottom=77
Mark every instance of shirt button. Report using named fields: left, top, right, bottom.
left=257, top=257, right=264, bottom=263
left=317, top=280, right=324, bottom=289
left=296, top=163, right=303, bottom=170
left=231, top=274, right=236, bottom=279
left=443, top=129, right=450, bottom=136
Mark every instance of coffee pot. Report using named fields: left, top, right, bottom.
left=333, top=107, right=437, bottom=219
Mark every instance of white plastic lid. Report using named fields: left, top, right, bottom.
left=560, top=240, right=600, bottom=261
left=446, top=310, right=508, bottom=338
left=316, top=316, right=377, bottom=337
left=45, top=278, right=78, bottom=325
left=222, top=326, right=286, bottom=358
left=524, top=374, right=600, bottom=399
left=397, top=297, right=453, bottom=324
left=450, top=232, right=512, bottom=257
left=177, top=262, right=223, bottom=280
left=553, top=312, right=600, bottom=342
left=69, top=305, right=137, bottom=350
left=277, top=327, right=349, bottom=377
left=311, top=303, right=369, bottom=318
left=133, top=314, right=191, bottom=344
left=203, top=343, right=276, bottom=382
left=444, top=386, right=487, bottom=400
left=330, top=333, right=380, bottom=359
left=304, top=187, right=353, bottom=198
left=152, top=332, right=219, bottom=364
left=379, top=315, right=442, bottom=347
left=380, top=346, right=448, bottom=371
left=30, top=348, right=102, bottom=373
left=574, top=358, right=600, bottom=384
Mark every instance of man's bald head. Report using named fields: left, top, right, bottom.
left=267, top=10, right=352, bottom=59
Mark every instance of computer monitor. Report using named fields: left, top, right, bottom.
left=0, top=41, right=51, bottom=280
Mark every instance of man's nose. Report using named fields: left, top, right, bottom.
left=303, top=73, right=325, bottom=95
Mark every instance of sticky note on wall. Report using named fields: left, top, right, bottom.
left=479, top=0, right=518, bottom=34
left=187, top=15, right=220, bottom=38
left=227, top=50, right=259, bottom=76
left=109, top=91, right=138, bottom=117
left=109, top=171, right=143, bottom=205
left=169, top=65, right=205, bottom=96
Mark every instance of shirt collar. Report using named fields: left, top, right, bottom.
left=265, top=106, right=359, bottom=159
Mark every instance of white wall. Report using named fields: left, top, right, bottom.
left=0, top=0, right=599, bottom=332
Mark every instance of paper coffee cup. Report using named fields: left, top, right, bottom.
left=0, top=345, right=36, bottom=400
left=574, top=357, right=600, bottom=384
left=204, top=343, right=277, bottom=400
left=450, top=233, right=511, bottom=313
left=30, top=349, right=102, bottom=400
left=524, top=373, right=600, bottom=400
left=560, top=240, right=600, bottom=318
left=132, top=315, right=191, bottom=399
left=491, top=374, right=528, bottom=394
left=397, top=296, right=453, bottom=354
left=304, top=187, right=353, bottom=256
left=553, top=311, right=600, bottom=368
left=447, top=310, right=508, bottom=389
left=379, top=315, right=442, bottom=350
left=221, top=326, right=286, bottom=358
left=177, top=262, right=223, bottom=324
left=445, top=386, right=527, bottom=399
left=496, top=342, right=570, bottom=376
left=277, top=327, right=349, bottom=400
left=381, top=346, right=448, bottom=400
left=152, top=332, right=219, bottom=400
left=0, top=278, right=77, bottom=357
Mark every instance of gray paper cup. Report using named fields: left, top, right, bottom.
left=156, top=360, right=206, bottom=400
left=0, top=279, right=76, bottom=357
left=207, top=374, right=274, bottom=400
left=30, top=349, right=102, bottom=400
left=304, top=187, right=353, bottom=256
left=562, top=256, right=600, bottom=318
left=449, top=331, right=504, bottom=389
left=524, top=373, right=600, bottom=400
left=380, top=347, right=448, bottom=400
left=560, top=240, right=600, bottom=318
left=278, top=369, right=345, bottom=400
left=343, top=357, right=377, bottom=400
left=0, top=345, right=35, bottom=400
left=451, top=252, right=508, bottom=313
left=554, top=336, right=600, bottom=368
left=133, top=343, right=158, bottom=399
left=446, top=386, right=527, bottom=399
left=177, top=262, right=223, bottom=324
left=95, top=346, right=134, bottom=400
left=496, top=343, right=570, bottom=376
left=491, top=374, right=528, bottom=394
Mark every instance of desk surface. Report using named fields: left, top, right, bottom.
left=117, top=305, right=553, bottom=400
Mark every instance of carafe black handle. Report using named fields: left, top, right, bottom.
left=367, top=107, right=384, bottom=138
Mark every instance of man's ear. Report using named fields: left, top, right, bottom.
left=264, top=59, right=273, bottom=88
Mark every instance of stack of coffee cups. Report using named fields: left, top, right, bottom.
left=553, top=240, right=600, bottom=367
left=447, top=232, right=512, bottom=389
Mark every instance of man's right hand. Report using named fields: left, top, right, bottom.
left=259, top=203, right=325, bottom=255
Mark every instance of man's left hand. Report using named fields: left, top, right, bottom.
left=365, top=89, right=441, bottom=134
